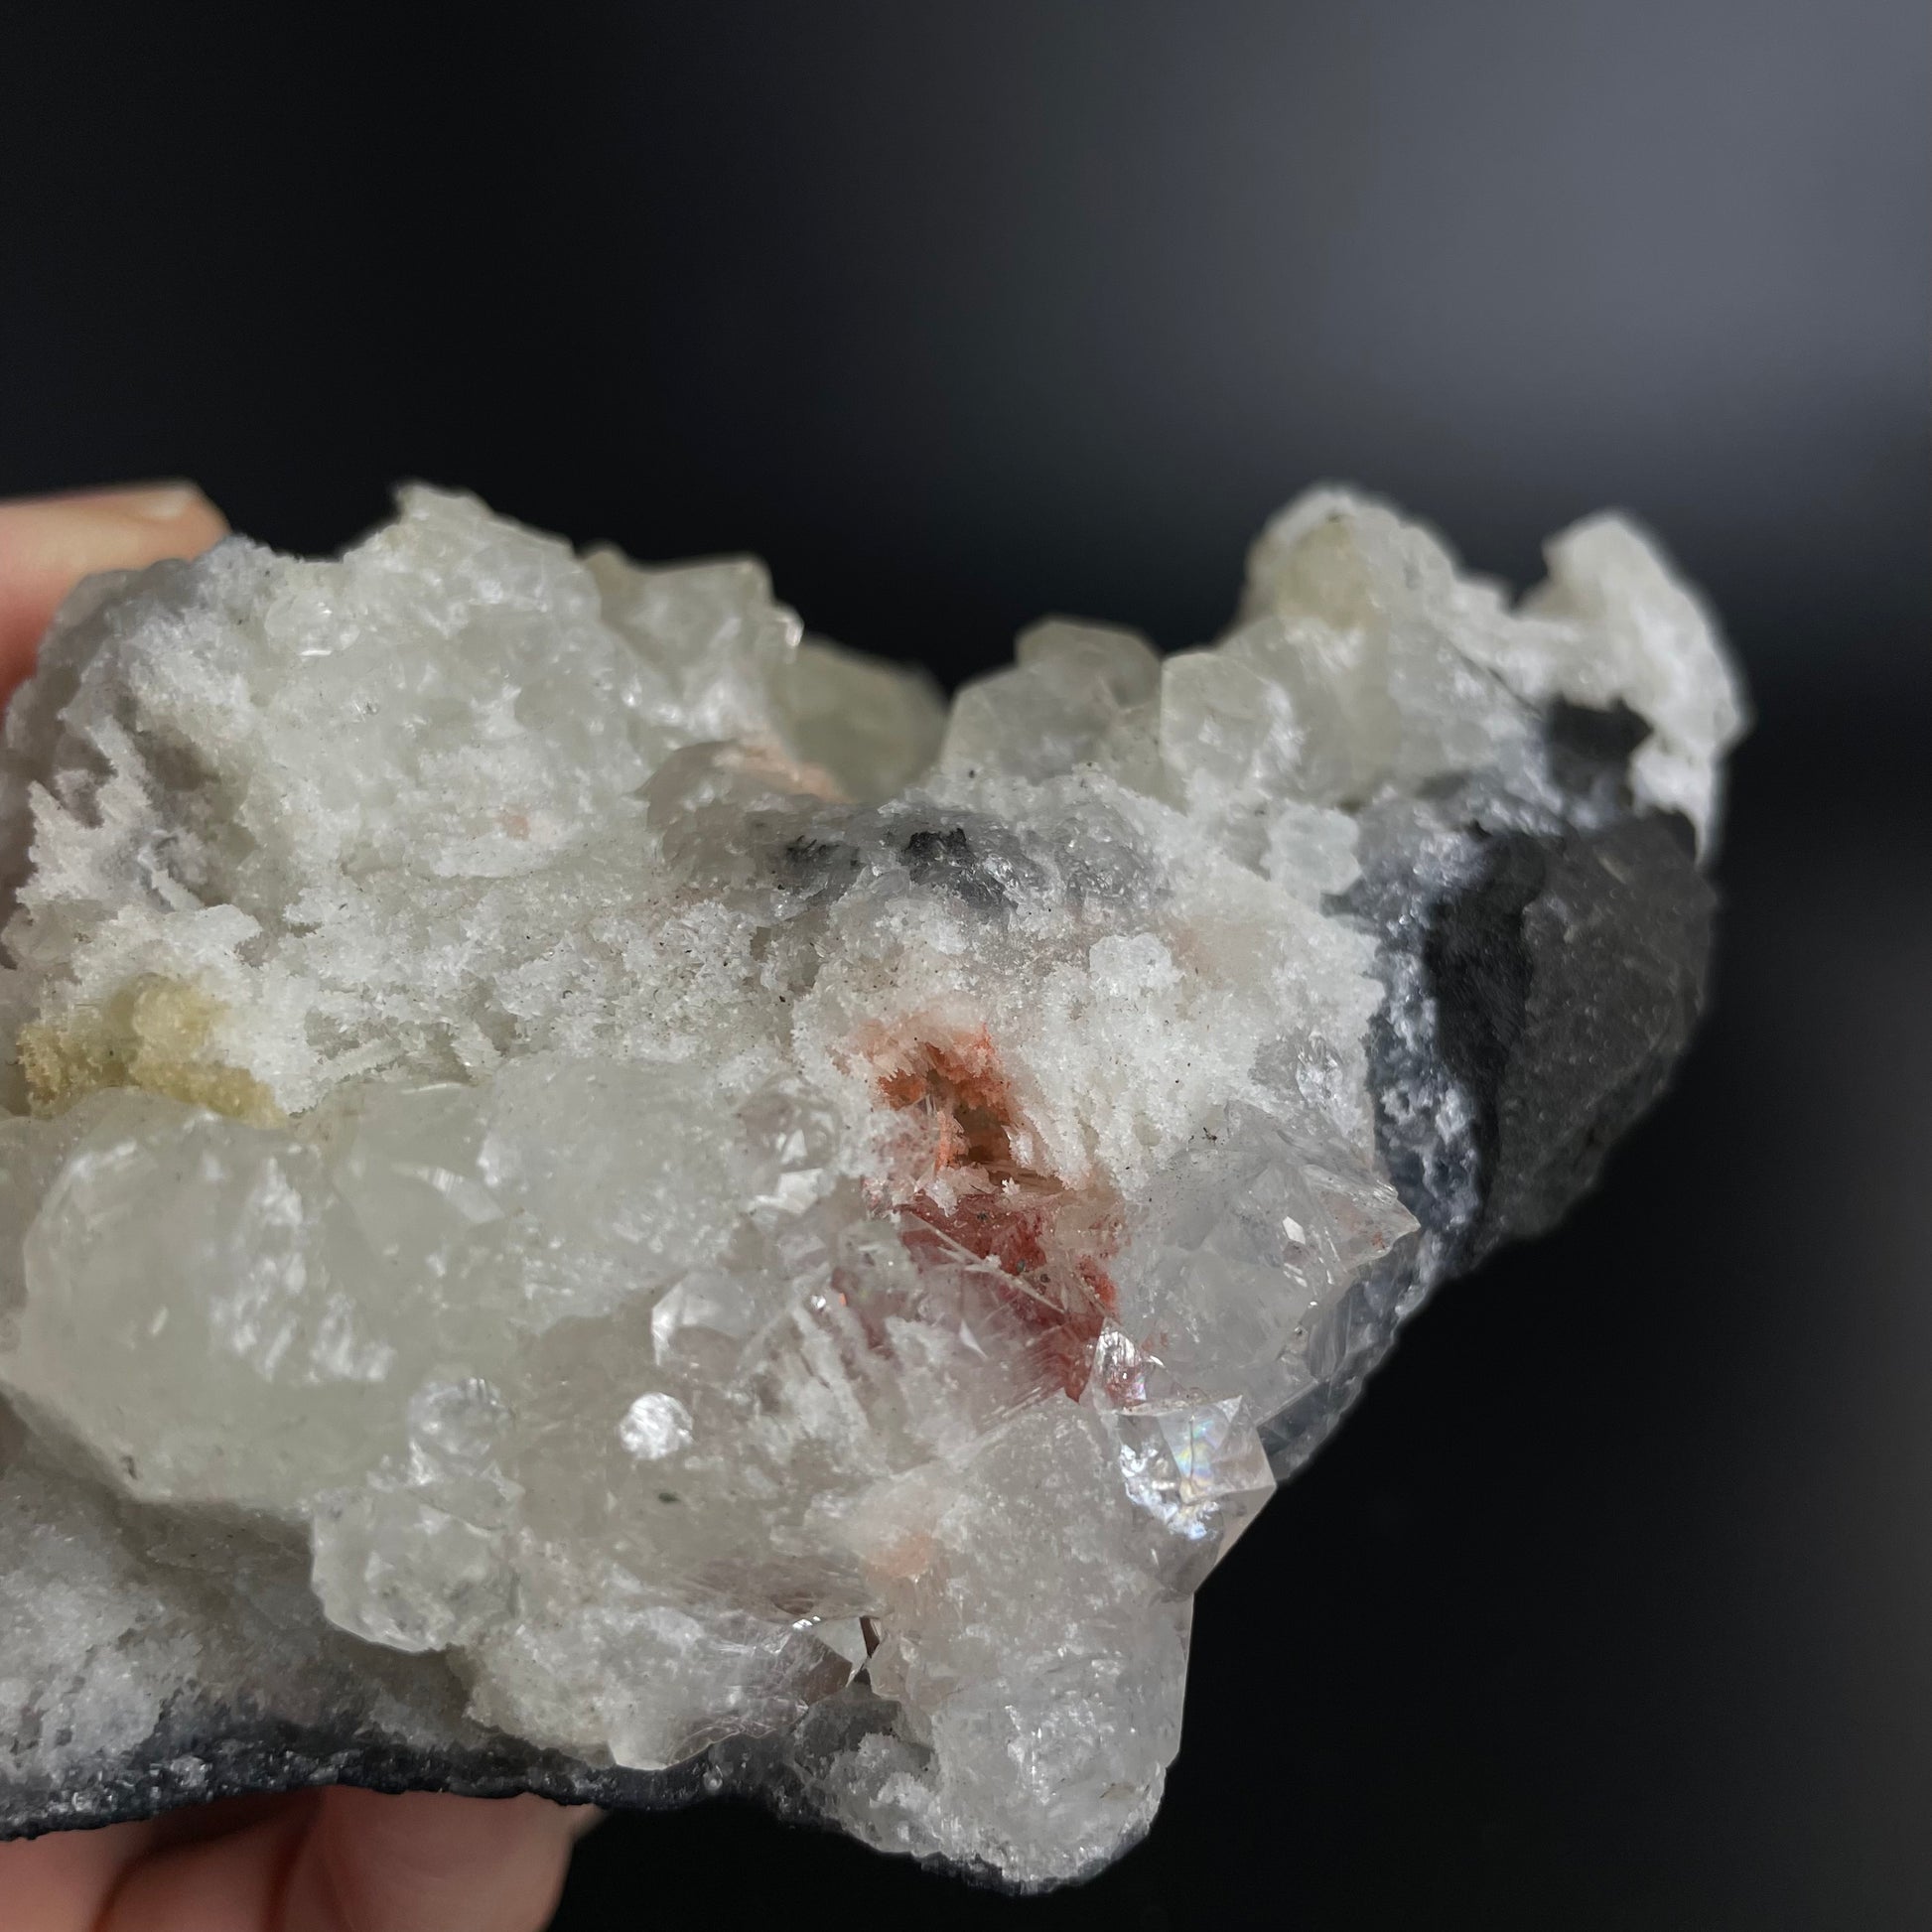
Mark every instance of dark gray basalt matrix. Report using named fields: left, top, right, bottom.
left=0, top=486, right=1743, bottom=1886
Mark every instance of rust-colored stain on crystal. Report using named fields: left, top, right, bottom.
left=872, top=1028, right=1119, bottom=1398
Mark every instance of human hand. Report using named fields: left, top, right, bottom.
left=0, top=483, right=598, bottom=1931
left=0, top=1788, right=598, bottom=1932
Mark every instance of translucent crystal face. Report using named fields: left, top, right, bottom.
left=0, top=484, right=1742, bottom=1883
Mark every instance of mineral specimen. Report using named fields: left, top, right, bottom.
left=0, top=484, right=1744, bottom=1886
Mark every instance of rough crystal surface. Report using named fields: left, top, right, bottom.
left=0, top=484, right=1743, bottom=1886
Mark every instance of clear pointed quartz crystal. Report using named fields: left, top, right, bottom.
left=0, top=483, right=1742, bottom=1885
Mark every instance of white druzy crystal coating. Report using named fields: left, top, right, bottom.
left=0, top=484, right=1741, bottom=1883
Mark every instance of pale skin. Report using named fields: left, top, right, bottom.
left=0, top=484, right=599, bottom=1932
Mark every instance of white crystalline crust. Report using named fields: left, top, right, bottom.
left=0, top=485, right=1742, bottom=1884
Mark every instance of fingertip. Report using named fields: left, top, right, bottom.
left=102, top=483, right=224, bottom=528
left=0, top=482, right=229, bottom=700
left=0, top=481, right=230, bottom=559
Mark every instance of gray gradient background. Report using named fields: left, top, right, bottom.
left=4, top=4, right=1929, bottom=1926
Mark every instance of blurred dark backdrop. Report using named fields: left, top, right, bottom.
left=4, top=4, right=1927, bottom=1926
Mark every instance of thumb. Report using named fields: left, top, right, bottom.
left=0, top=483, right=228, bottom=699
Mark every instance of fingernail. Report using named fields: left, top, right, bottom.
left=109, top=483, right=205, bottom=523
left=0, top=483, right=221, bottom=528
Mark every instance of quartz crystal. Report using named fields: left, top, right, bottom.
left=0, top=484, right=1743, bottom=1885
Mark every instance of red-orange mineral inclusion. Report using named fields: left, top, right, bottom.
left=873, top=1028, right=1121, bottom=1399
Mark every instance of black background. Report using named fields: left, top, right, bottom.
left=4, top=5, right=1928, bottom=1926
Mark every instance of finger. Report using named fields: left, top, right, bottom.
left=0, top=1819, right=165, bottom=1932
left=94, top=1796, right=319, bottom=1932
left=278, top=1789, right=585, bottom=1932
left=148, top=1792, right=325, bottom=1853
left=0, top=483, right=228, bottom=698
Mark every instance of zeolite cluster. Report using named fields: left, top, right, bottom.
left=0, top=485, right=1742, bottom=1884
